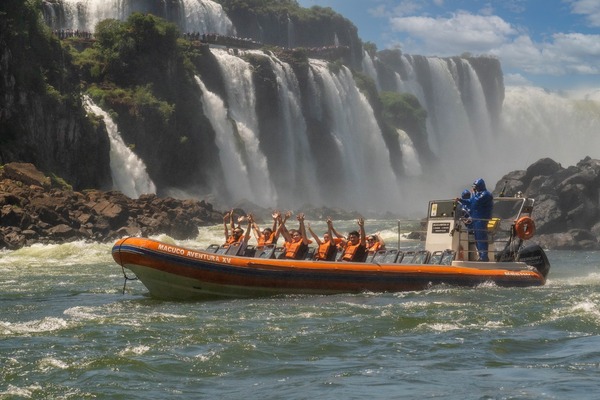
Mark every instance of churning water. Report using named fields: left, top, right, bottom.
left=1, top=221, right=599, bottom=399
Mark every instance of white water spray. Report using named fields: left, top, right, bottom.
left=309, top=59, right=401, bottom=211
left=210, top=49, right=277, bottom=206
left=397, top=129, right=422, bottom=176
left=194, top=76, right=253, bottom=201
left=179, top=0, right=235, bottom=35
left=83, top=96, right=156, bottom=198
left=45, top=0, right=234, bottom=35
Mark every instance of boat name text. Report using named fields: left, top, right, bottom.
left=157, top=244, right=232, bottom=263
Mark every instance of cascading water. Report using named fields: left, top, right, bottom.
left=210, top=49, right=277, bottom=207
left=83, top=96, right=156, bottom=198
left=396, top=129, right=422, bottom=177
left=42, top=0, right=235, bottom=35
left=44, top=2, right=600, bottom=215
left=369, top=50, right=600, bottom=201
left=194, top=76, right=254, bottom=202
left=178, top=0, right=235, bottom=35
left=252, top=51, right=321, bottom=208
left=308, top=59, right=402, bottom=212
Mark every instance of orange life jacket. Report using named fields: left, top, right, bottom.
left=367, top=242, right=381, bottom=253
left=342, top=242, right=366, bottom=262
left=285, top=240, right=307, bottom=259
left=258, top=232, right=276, bottom=247
left=316, top=241, right=336, bottom=261
left=226, top=235, right=241, bottom=245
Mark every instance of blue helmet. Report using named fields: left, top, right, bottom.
left=461, top=189, right=471, bottom=199
left=473, top=178, right=486, bottom=192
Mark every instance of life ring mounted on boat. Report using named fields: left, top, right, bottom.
left=515, top=216, right=535, bottom=240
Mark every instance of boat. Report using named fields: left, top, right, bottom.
left=112, top=196, right=551, bottom=300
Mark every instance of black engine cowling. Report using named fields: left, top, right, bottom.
left=517, top=244, right=551, bottom=278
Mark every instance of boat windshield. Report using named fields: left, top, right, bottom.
left=491, top=197, right=531, bottom=221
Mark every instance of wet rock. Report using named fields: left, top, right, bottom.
left=0, top=163, right=223, bottom=250
left=494, top=156, right=600, bottom=250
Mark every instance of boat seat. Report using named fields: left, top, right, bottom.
left=412, top=250, right=430, bottom=264
left=399, top=251, right=415, bottom=264
left=371, top=249, right=388, bottom=264
left=394, top=251, right=405, bottom=263
left=226, top=242, right=243, bottom=255
left=243, top=244, right=256, bottom=257
left=274, top=246, right=286, bottom=259
left=429, top=250, right=444, bottom=264
left=216, top=245, right=230, bottom=255
left=255, top=244, right=276, bottom=259
left=381, top=249, right=399, bottom=263
left=304, top=247, right=316, bottom=260
left=206, top=244, right=220, bottom=253
left=440, top=250, right=456, bottom=265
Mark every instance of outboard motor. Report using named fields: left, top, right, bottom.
left=517, top=244, right=551, bottom=278
left=495, top=237, right=521, bottom=262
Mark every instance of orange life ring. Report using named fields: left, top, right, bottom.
left=515, top=216, right=535, bottom=240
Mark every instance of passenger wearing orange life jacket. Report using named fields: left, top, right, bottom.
left=280, top=213, right=310, bottom=260
left=307, top=217, right=338, bottom=261
left=249, top=212, right=279, bottom=246
left=366, top=233, right=385, bottom=255
left=223, top=210, right=251, bottom=246
left=340, top=218, right=367, bottom=262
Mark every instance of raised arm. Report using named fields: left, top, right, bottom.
left=277, top=210, right=292, bottom=242
left=307, top=222, right=323, bottom=245
left=297, top=213, right=310, bottom=245
left=223, top=211, right=232, bottom=242
left=329, top=217, right=346, bottom=240
left=357, top=218, right=366, bottom=246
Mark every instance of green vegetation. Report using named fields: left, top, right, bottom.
left=50, top=173, right=73, bottom=191
left=380, top=91, right=427, bottom=128
left=70, top=13, right=198, bottom=124
left=218, top=0, right=301, bottom=15
left=0, top=0, right=80, bottom=102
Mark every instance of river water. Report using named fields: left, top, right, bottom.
left=1, top=221, right=600, bottom=399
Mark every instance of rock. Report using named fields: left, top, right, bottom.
left=494, top=156, right=600, bottom=249
left=0, top=163, right=223, bottom=250
left=2, top=162, right=51, bottom=188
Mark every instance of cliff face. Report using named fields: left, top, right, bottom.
left=217, top=0, right=364, bottom=68
left=0, top=0, right=111, bottom=190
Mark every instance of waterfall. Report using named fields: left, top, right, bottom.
left=389, top=54, right=499, bottom=197
left=82, top=96, right=156, bottom=198
left=396, top=129, right=422, bottom=176
left=361, top=50, right=380, bottom=91
left=253, top=51, right=321, bottom=207
left=42, top=0, right=235, bottom=35
left=308, top=59, right=401, bottom=211
left=194, top=76, right=253, bottom=201
left=210, top=49, right=277, bottom=207
left=179, top=0, right=235, bottom=35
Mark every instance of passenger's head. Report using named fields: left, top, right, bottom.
left=233, top=228, right=244, bottom=237
left=461, top=189, right=471, bottom=199
left=290, top=229, right=301, bottom=242
left=262, top=228, right=272, bottom=236
left=472, top=178, right=486, bottom=192
left=348, top=230, right=360, bottom=244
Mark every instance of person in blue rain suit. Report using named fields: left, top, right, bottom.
left=468, top=178, right=494, bottom=261
left=459, top=189, right=473, bottom=233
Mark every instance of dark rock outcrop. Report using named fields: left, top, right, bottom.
left=492, top=157, right=600, bottom=250
left=0, top=163, right=222, bottom=250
